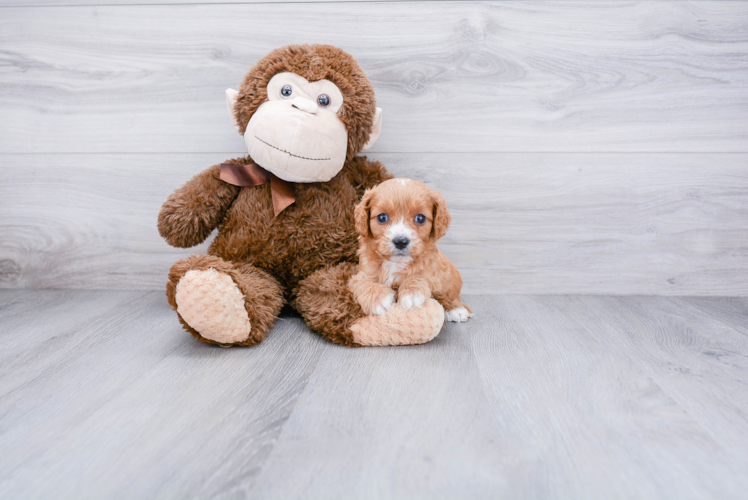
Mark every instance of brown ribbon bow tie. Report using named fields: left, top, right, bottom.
left=220, top=162, right=295, bottom=217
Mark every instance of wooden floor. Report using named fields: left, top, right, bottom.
left=0, top=291, right=746, bottom=499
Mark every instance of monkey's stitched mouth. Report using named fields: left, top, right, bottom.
left=255, top=136, right=331, bottom=161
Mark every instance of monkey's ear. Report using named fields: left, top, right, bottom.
left=430, top=190, right=451, bottom=241
left=361, top=108, right=383, bottom=151
left=354, top=189, right=375, bottom=237
left=225, top=89, right=240, bottom=131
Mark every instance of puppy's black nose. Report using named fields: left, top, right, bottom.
left=393, top=237, right=409, bottom=250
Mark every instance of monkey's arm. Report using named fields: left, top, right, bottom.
left=157, top=163, right=241, bottom=248
left=346, top=156, right=394, bottom=198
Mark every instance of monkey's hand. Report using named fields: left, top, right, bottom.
left=157, top=163, right=240, bottom=248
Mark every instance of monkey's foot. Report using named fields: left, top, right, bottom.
left=350, top=299, right=444, bottom=346
left=175, top=268, right=251, bottom=344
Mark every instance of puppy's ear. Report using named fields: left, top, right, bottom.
left=354, top=189, right=375, bottom=237
left=430, top=189, right=451, bottom=241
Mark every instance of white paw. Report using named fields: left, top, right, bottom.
left=399, top=292, right=426, bottom=310
left=372, top=292, right=396, bottom=316
left=445, top=307, right=472, bottom=323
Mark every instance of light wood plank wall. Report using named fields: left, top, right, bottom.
left=1, top=1, right=747, bottom=294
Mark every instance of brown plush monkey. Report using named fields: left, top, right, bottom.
left=158, top=45, right=445, bottom=347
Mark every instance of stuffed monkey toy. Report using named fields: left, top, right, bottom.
left=158, top=44, right=445, bottom=347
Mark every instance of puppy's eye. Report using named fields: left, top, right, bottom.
left=415, top=214, right=427, bottom=225
left=377, top=213, right=388, bottom=224
left=280, top=85, right=293, bottom=98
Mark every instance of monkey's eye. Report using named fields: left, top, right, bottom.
left=377, top=213, right=388, bottom=224
left=317, top=94, right=331, bottom=107
left=415, top=214, right=427, bottom=225
left=280, top=85, right=293, bottom=98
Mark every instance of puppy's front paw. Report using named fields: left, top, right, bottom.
left=372, top=291, right=396, bottom=316
left=445, top=307, right=472, bottom=323
left=399, top=292, right=426, bottom=310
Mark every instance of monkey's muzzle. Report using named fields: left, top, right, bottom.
left=244, top=99, right=348, bottom=183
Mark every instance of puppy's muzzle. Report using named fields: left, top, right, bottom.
left=392, top=237, right=409, bottom=250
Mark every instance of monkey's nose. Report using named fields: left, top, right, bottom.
left=291, top=96, right=318, bottom=114
left=393, top=237, right=409, bottom=250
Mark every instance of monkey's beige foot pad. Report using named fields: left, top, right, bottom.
left=350, top=299, right=445, bottom=346
left=175, top=268, right=251, bottom=344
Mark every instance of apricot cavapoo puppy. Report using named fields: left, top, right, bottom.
left=349, top=178, right=472, bottom=322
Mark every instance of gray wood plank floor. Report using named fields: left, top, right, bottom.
left=1, top=291, right=747, bottom=499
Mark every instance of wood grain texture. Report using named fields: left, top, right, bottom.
left=544, top=295, right=748, bottom=479
left=469, top=294, right=748, bottom=499
left=2, top=152, right=747, bottom=294
left=0, top=0, right=402, bottom=5
left=1, top=1, right=747, bottom=154
left=2, top=291, right=747, bottom=499
left=679, top=296, right=748, bottom=336
left=0, top=289, right=326, bottom=499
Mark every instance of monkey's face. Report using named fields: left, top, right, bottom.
left=241, top=72, right=349, bottom=183
left=227, top=45, right=383, bottom=184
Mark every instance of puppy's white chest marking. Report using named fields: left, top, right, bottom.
left=381, top=259, right=409, bottom=286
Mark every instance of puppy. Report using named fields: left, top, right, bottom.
left=348, top=178, right=472, bottom=322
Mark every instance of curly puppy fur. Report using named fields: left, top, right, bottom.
left=349, top=178, right=472, bottom=319
left=158, top=45, right=394, bottom=346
